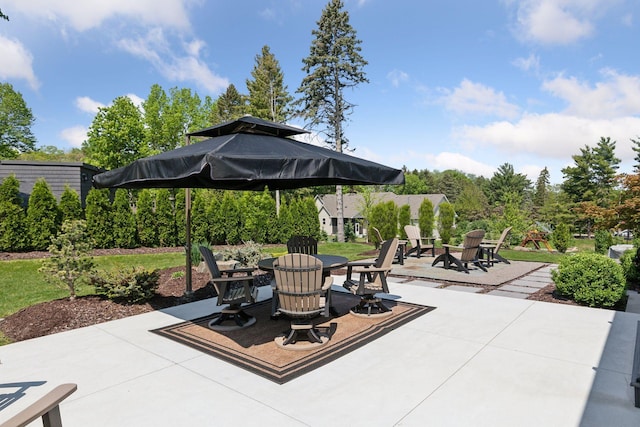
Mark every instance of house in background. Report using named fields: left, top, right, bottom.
left=315, top=192, right=450, bottom=239
left=0, top=160, right=104, bottom=207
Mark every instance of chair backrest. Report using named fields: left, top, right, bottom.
left=404, top=225, right=421, bottom=246
left=494, top=226, right=513, bottom=252
left=287, top=235, right=318, bottom=255
left=273, top=253, right=324, bottom=317
left=199, top=245, right=221, bottom=279
left=460, top=230, right=485, bottom=262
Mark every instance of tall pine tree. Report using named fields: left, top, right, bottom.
left=296, top=0, right=368, bottom=242
left=246, top=45, right=293, bottom=122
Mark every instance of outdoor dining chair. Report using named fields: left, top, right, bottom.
left=286, top=235, right=318, bottom=255
left=272, top=253, right=333, bottom=348
left=343, top=237, right=399, bottom=317
left=199, top=246, right=259, bottom=331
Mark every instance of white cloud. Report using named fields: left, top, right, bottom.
left=118, top=29, right=229, bottom=94
left=510, top=0, right=614, bottom=45
left=0, top=35, right=40, bottom=90
left=59, top=125, right=88, bottom=148
left=126, top=93, right=145, bottom=109
left=455, top=113, right=640, bottom=162
left=512, top=53, right=540, bottom=73
left=3, top=0, right=191, bottom=32
left=75, top=96, right=106, bottom=114
left=440, top=79, right=520, bottom=119
left=542, top=69, right=640, bottom=118
left=424, top=152, right=497, bottom=178
left=387, top=69, right=409, bottom=88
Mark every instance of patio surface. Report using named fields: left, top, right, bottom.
left=1, top=266, right=640, bottom=426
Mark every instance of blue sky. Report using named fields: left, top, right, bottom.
left=1, top=0, right=639, bottom=184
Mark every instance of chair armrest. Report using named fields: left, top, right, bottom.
left=322, top=275, right=334, bottom=290
left=0, top=383, right=77, bottom=427
left=220, top=267, right=255, bottom=276
left=346, top=260, right=376, bottom=267
left=353, top=266, right=390, bottom=274
left=482, top=239, right=499, bottom=245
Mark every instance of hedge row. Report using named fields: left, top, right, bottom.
left=0, top=175, right=320, bottom=252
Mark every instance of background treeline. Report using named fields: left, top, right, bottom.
left=0, top=174, right=321, bottom=251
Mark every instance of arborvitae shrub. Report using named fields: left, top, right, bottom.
left=594, top=229, right=613, bottom=254
left=27, top=178, right=61, bottom=250
left=136, top=189, right=157, bottom=247
left=399, top=204, right=411, bottom=239
left=418, top=198, right=435, bottom=238
left=155, top=189, right=177, bottom=247
left=85, top=188, right=114, bottom=248
left=438, top=202, right=455, bottom=244
left=112, top=188, right=137, bottom=248
left=59, top=185, right=83, bottom=222
left=552, top=223, right=571, bottom=253
left=369, top=201, right=398, bottom=241
left=0, top=201, right=28, bottom=251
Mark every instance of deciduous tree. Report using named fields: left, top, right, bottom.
left=83, top=96, right=145, bottom=169
left=0, top=83, right=36, bottom=158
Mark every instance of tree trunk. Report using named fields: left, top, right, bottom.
left=336, top=184, right=344, bottom=242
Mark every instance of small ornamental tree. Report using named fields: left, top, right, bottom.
left=112, top=188, right=137, bottom=248
left=27, top=178, right=61, bottom=250
left=418, top=198, right=435, bottom=238
left=399, top=204, right=411, bottom=239
left=39, top=220, right=95, bottom=300
left=136, top=189, right=157, bottom=247
left=438, top=202, right=455, bottom=244
left=85, top=188, right=113, bottom=248
left=59, top=185, right=83, bottom=222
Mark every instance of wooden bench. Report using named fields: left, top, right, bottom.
left=632, top=321, right=640, bottom=408
left=0, top=383, right=77, bottom=427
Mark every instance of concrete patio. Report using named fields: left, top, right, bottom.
left=1, top=271, right=640, bottom=426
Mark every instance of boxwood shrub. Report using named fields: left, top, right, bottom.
left=551, top=253, right=626, bottom=308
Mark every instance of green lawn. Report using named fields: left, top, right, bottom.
left=0, top=252, right=185, bottom=319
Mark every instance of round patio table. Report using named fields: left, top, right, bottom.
left=258, top=254, right=348, bottom=273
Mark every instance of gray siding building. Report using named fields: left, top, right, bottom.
left=0, top=160, right=104, bottom=207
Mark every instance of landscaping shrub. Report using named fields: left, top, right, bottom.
left=593, top=229, right=613, bottom=254
left=39, top=220, right=95, bottom=300
left=112, top=188, right=138, bottom=248
left=93, top=267, right=160, bottom=303
left=0, top=201, right=28, bottom=251
left=551, top=223, right=571, bottom=253
left=369, top=201, right=398, bottom=240
left=219, top=241, right=265, bottom=268
left=551, top=253, right=626, bottom=308
left=620, top=247, right=640, bottom=287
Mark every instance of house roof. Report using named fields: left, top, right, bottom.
left=316, top=192, right=448, bottom=219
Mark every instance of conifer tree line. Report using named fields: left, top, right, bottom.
left=0, top=175, right=321, bottom=252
